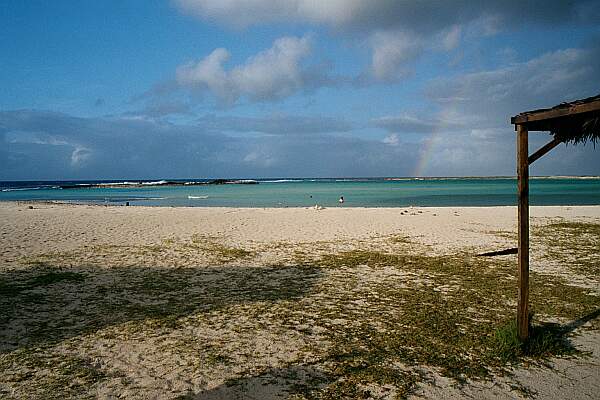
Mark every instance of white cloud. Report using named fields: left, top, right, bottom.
left=367, top=25, right=466, bottom=82
left=173, top=1, right=599, bottom=31
left=176, top=36, right=316, bottom=104
left=408, top=43, right=600, bottom=176
left=174, top=1, right=599, bottom=83
left=71, top=146, right=92, bottom=167
left=3, top=124, right=94, bottom=170
left=232, top=36, right=311, bottom=100
left=173, top=0, right=370, bottom=28
left=370, top=31, right=423, bottom=81
left=242, top=150, right=276, bottom=167
left=6, top=132, right=70, bottom=146
left=439, top=25, right=461, bottom=51
left=177, top=48, right=233, bottom=101
left=382, top=133, right=399, bottom=146
left=427, top=46, right=600, bottom=128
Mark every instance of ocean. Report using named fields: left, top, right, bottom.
left=1, top=177, right=599, bottom=208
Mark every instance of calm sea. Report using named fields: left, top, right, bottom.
left=1, top=177, right=599, bottom=207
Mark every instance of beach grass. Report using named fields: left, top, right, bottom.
left=535, top=221, right=600, bottom=276
left=493, top=316, right=579, bottom=362
left=1, top=221, right=598, bottom=399
left=1, top=348, right=112, bottom=399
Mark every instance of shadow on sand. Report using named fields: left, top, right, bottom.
left=526, top=308, right=600, bottom=354
left=177, top=365, right=328, bottom=400
left=0, top=262, right=323, bottom=353
left=180, top=308, right=600, bottom=400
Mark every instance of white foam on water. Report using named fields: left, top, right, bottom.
left=96, top=181, right=139, bottom=186
left=262, top=179, right=303, bottom=183
left=1, top=186, right=59, bottom=192
left=141, top=180, right=169, bottom=185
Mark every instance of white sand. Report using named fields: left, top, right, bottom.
left=0, top=202, right=598, bottom=399
left=2, top=202, right=598, bottom=259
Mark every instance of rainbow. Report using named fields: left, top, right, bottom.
left=411, top=111, right=458, bottom=177
left=411, top=135, right=435, bottom=177
left=412, top=125, right=448, bottom=177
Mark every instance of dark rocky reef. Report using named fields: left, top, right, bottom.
left=59, top=179, right=258, bottom=189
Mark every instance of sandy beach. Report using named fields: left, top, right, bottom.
left=4, top=0, right=599, bottom=398
left=1, top=202, right=599, bottom=399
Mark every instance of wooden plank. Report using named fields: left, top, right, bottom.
left=511, top=99, right=600, bottom=124
left=517, top=124, right=530, bottom=341
left=528, top=137, right=562, bottom=165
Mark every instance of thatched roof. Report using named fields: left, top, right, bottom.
left=511, top=94, right=600, bottom=145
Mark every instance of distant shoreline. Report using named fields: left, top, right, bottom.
left=2, top=177, right=599, bottom=208
left=1, top=175, right=599, bottom=185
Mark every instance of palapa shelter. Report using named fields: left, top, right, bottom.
left=510, top=94, right=600, bottom=340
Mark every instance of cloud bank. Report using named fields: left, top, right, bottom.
left=2, top=104, right=599, bottom=181
left=0, top=110, right=417, bottom=180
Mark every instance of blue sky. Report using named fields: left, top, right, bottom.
left=1, top=0, right=599, bottom=180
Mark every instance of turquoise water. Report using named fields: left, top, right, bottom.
left=1, top=178, right=599, bottom=207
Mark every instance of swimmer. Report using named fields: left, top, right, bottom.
left=339, top=196, right=344, bottom=204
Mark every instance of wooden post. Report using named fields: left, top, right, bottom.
left=517, top=124, right=529, bottom=341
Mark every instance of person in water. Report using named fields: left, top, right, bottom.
left=339, top=196, right=344, bottom=204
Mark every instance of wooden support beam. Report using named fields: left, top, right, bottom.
left=511, top=98, right=600, bottom=125
left=517, top=124, right=530, bottom=341
left=528, top=137, right=562, bottom=165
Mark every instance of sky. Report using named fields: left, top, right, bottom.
left=1, top=0, right=599, bottom=180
